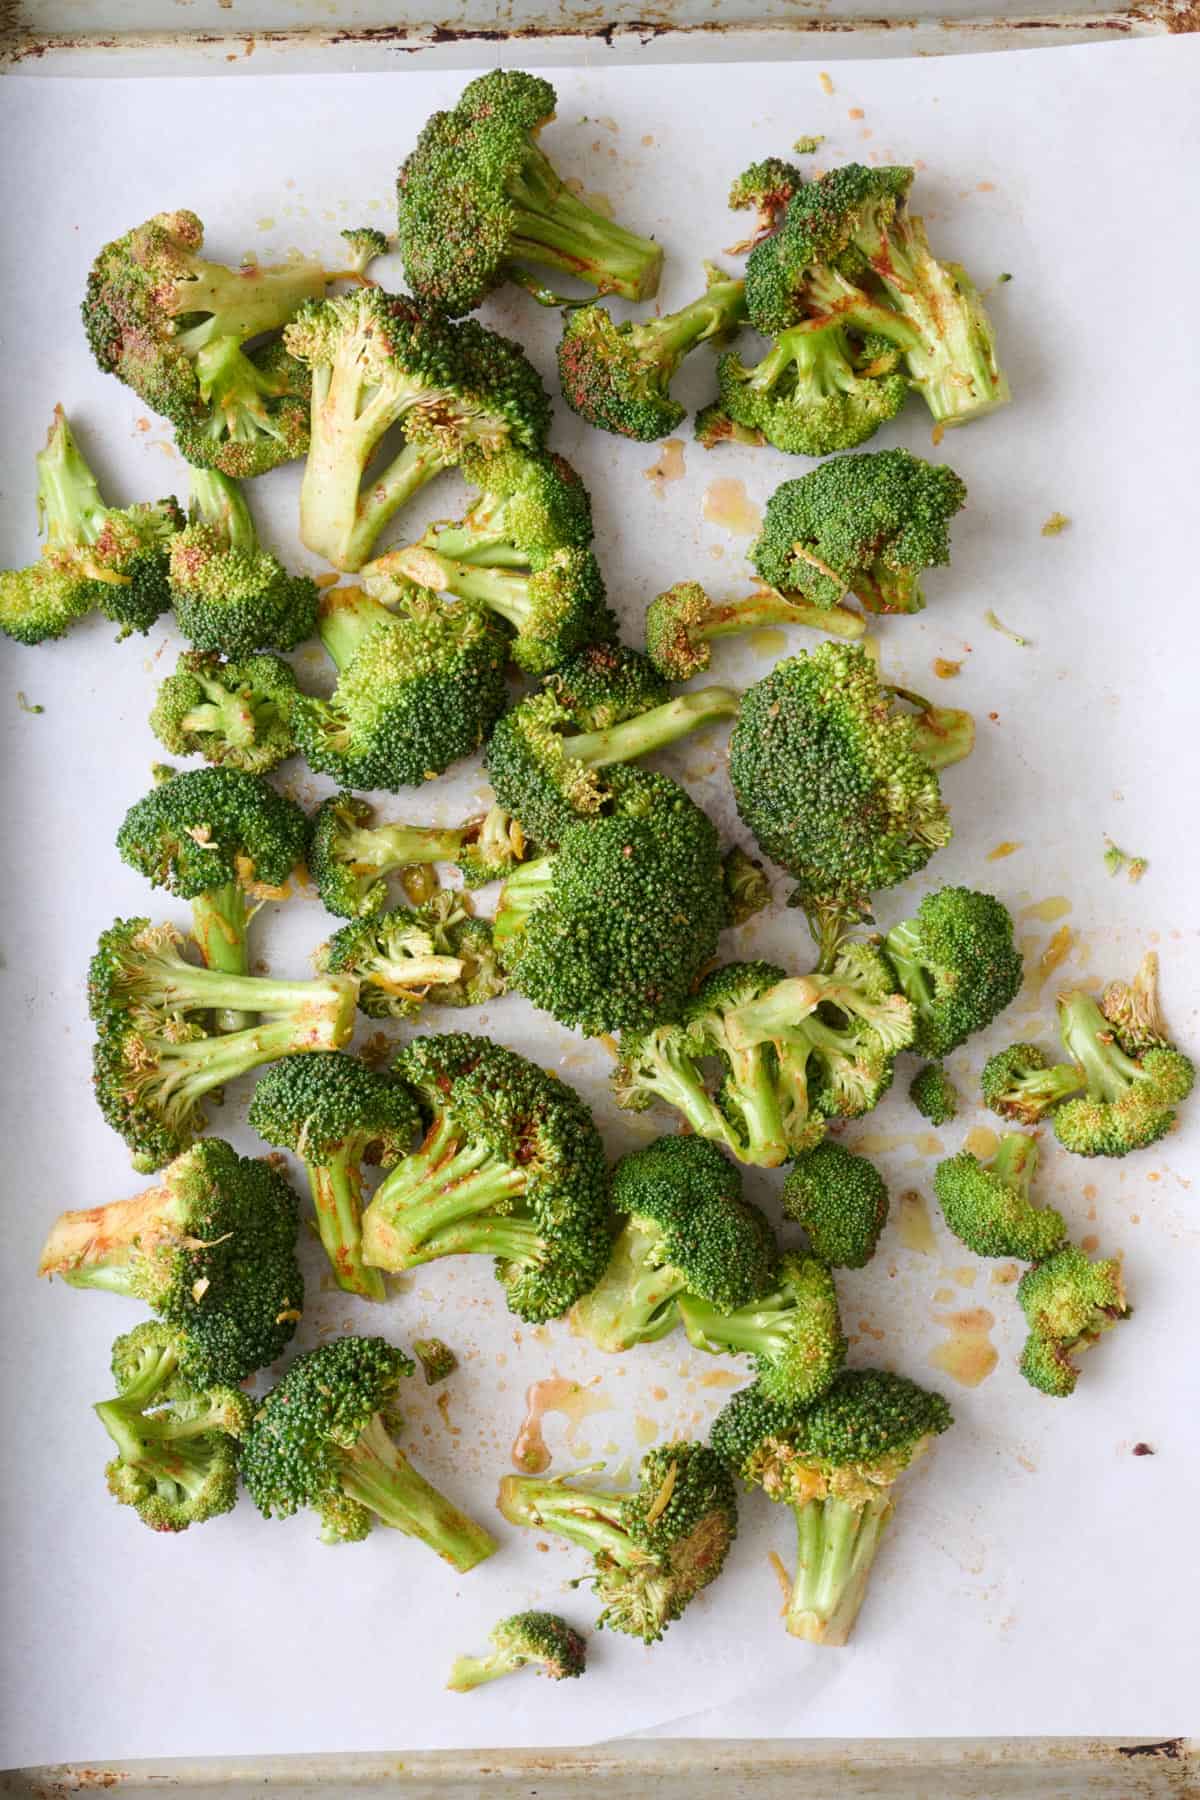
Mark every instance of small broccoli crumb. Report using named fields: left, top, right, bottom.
left=984, top=609, right=1030, bottom=646
left=16, top=691, right=44, bottom=714
left=1040, top=512, right=1070, bottom=537
left=413, top=1338, right=458, bottom=1385
left=793, top=135, right=825, bottom=154
left=932, top=658, right=961, bottom=679
left=150, top=761, right=176, bottom=785
left=910, top=1063, right=958, bottom=1126
left=1104, top=838, right=1148, bottom=883
left=996, top=272, right=1013, bottom=283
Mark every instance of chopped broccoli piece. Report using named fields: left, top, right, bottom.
left=340, top=225, right=391, bottom=276
left=497, top=1443, right=737, bottom=1643
left=1018, top=1248, right=1128, bottom=1397
left=318, top=892, right=505, bottom=1020
left=715, top=326, right=911, bottom=458
left=934, top=1133, right=1067, bottom=1261
left=726, top=159, right=806, bottom=253
left=909, top=1063, right=958, bottom=1125
left=781, top=1139, right=889, bottom=1268
left=150, top=650, right=299, bottom=774
left=360, top=1033, right=610, bottom=1323
left=573, top=1134, right=778, bottom=1352
left=448, top=1611, right=586, bottom=1690
left=396, top=70, right=663, bottom=315
left=309, top=790, right=526, bottom=920
left=1100, top=951, right=1168, bottom=1053
left=248, top=1052, right=420, bottom=1301
left=645, top=579, right=864, bottom=683
left=413, top=1338, right=458, bottom=1385
left=242, top=1335, right=497, bottom=1564
left=693, top=403, right=767, bottom=450
left=884, top=886, right=1023, bottom=1060
left=679, top=1251, right=846, bottom=1407
left=980, top=1042, right=1084, bottom=1124
left=39, top=1139, right=303, bottom=1383
left=1052, top=985, right=1194, bottom=1159
left=169, top=467, right=319, bottom=654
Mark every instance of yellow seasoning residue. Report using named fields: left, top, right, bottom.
left=819, top=70, right=835, bottom=94
left=964, top=1125, right=1000, bottom=1162
left=930, top=1307, right=999, bottom=1388
left=643, top=438, right=686, bottom=494
left=650, top=1385, right=668, bottom=1402
left=699, top=1369, right=741, bottom=1389
left=635, top=1414, right=659, bottom=1447
left=933, top=1286, right=955, bottom=1305
left=916, top=1132, right=945, bottom=1157
left=897, top=1189, right=937, bottom=1255
left=767, top=1549, right=793, bottom=1611
left=1036, top=925, right=1077, bottom=992
left=953, top=1265, right=978, bottom=1289
left=511, top=1376, right=612, bottom=1474
left=702, top=478, right=762, bottom=538
left=991, top=1262, right=1020, bottom=1286
left=987, top=840, right=1022, bottom=861
left=749, top=627, right=789, bottom=658
left=1021, top=895, right=1072, bottom=924
left=1080, top=1232, right=1100, bottom=1254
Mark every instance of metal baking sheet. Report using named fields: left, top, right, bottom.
left=1, top=37, right=1197, bottom=1771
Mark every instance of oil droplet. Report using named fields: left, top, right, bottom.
left=702, top=478, right=762, bottom=538
left=643, top=439, right=685, bottom=493
left=953, top=1265, right=978, bottom=1288
left=916, top=1132, right=945, bottom=1157
left=897, top=1189, right=937, bottom=1255
left=1021, top=896, right=1072, bottom=924
left=964, top=1125, right=1000, bottom=1161
left=933, top=1286, right=955, bottom=1304
left=635, top=1414, right=659, bottom=1446
left=1036, top=925, right=1076, bottom=991
left=748, top=627, right=788, bottom=658
left=930, top=1307, right=998, bottom=1388
left=1080, top=1233, right=1100, bottom=1253
left=767, top=1550, right=792, bottom=1610
left=933, top=657, right=962, bottom=679
left=698, top=1369, right=741, bottom=1389
left=987, top=840, right=1022, bottom=861
left=991, top=1262, right=1020, bottom=1286
left=650, top=1385, right=668, bottom=1402
left=511, top=1376, right=612, bottom=1473
left=819, top=69, right=835, bottom=94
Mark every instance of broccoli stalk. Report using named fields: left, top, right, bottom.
left=644, top=580, right=863, bottom=682
left=981, top=1043, right=1086, bottom=1124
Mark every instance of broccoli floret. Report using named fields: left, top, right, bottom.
left=1018, top=1248, right=1128, bottom=1397
left=241, top=1335, right=497, bottom=1564
left=573, top=1135, right=778, bottom=1352
left=934, top=1133, right=1066, bottom=1261
left=420, top=443, right=596, bottom=562
left=611, top=1019, right=745, bottom=1154
left=723, top=846, right=771, bottom=925
left=169, top=467, right=319, bottom=654
left=413, top=1338, right=458, bottom=1385
left=750, top=452, right=967, bottom=615
left=716, top=325, right=910, bottom=458
left=396, top=70, right=663, bottom=315
left=729, top=644, right=955, bottom=965
left=1052, top=987, right=1194, bottom=1159
left=340, top=225, right=391, bottom=276
left=82, top=211, right=325, bottom=476
left=711, top=1370, right=951, bottom=1643
left=284, top=286, right=551, bottom=570
left=980, top=1043, right=1085, bottom=1124
left=883, top=886, right=1023, bottom=1060
left=681, top=960, right=796, bottom=1167
left=248, top=1052, right=420, bottom=1301
left=486, top=644, right=737, bottom=848
left=644, top=579, right=864, bottom=683
left=88, top=918, right=357, bottom=1170
left=1, top=407, right=182, bottom=645
left=94, top=1321, right=252, bottom=1532
left=448, top=1611, right=587, bottom=1691
left=39, top=1139, right=303, bottom=1383
left=150, top=650, right=299, bottom=774
left=781, top=1140, right=889, bottom=1268
left=678, top=1252, right=846, bottom=1407
left=309, top=791, right=526, bottom=920
left=293, top=584, right=510, bottom=792
left=726, top=158, right=806, bottom=253
left=557, top=266, right=747, bottom=442
left=497, top=1443, right=737, bottom=1643
left=493, top=769, right=729, bottom=1036
left=359, top=1033, right=610, bottom=1323
left=117, top=766, right=308, bottom=1028
left=909, top=1063, right=958, bottom=1125
left=693, top=403, right=767, bottom=450
left=318, top=892, right=504, bottom=1020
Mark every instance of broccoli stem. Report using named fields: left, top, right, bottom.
left=315, top=585, right=397, bottom=671
left=335, top=820, right=472, bottom=877
left=617, top=1036, right=741, bottom=1150
left=496, top=1472, right=634, bottom=1562
left=887, top=688, right=975, bottom=768
left=190, top=883, right=254, bottom=1033
left=363, top=1118, right=528, bottom=1268
left=566, top=688, right=741, bottom=769
left=187, top=464, right=258, bottom=552
left=309, top=1157, right=387, bottom=1301
left=992, top=1132, right=1038, bottom=1197
left=339, top=1414, right=496, bottom=1570
left=882, top=920, right=932, bottom=1014
left=192, top=338, right=296, bottom=450
left=38, top=1180, right=192, bottom=1289
left=172, top=256, right=326, bottom=356
left=179, top=674, right=261, bottom=749
left=804, top=264, right=925, bottom=349
left=507, top=144, right=662, bottom=302
left=571, top=1220, right=686, bottom=1352
left=786, top=1494, right=892, bottom=1644
left=493, top=855, right=556, bottom=951
left=804, top=900, right=861, bottom=974
left=715, top=1042, right=789, bottom=1167
left=700, top=589, right=865, bottom=645
left=446, top=1652, right=516, bottom=1692
left=344, top=440, right=452, bottom=572
left=37, top=407, right=109, bottom=548
left=94, top=1401, right=222, bottom=1500
left=123, top=949, right=354, bottom=1026
left=677, top=1290, right=792, bottom=1359
left=1058, top=992, right=1144, bottom=1100
left=626, top=274, right=747, bottom=360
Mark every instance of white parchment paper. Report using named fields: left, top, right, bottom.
left=1, top=37, right=1197, bottom=1766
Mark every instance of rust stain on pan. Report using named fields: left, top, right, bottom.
left=1117, top=1737, right=1186, bottom=1758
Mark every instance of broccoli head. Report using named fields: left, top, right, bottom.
left=1018, top=1247, right=1128, bottom=1397
left=169, top=467, right=319, bottom=655
left=679, top=1251, right=847, bottom=1408
left=883, top=887, right=1023, bottom=1061
left=150, top=650, right=299, bottom=774
left=726, top=158, right=806, bottom=253
left=40, top=1139, right=303, bottom=1383
left=572, top=1134, right=778, bottom=1352
left=909, top=1062, right=958, bottom=1126
left=448, top=1612, right=587, bottom=1691
left=1052, top=986, right=1194, bottom=1159
left=781, top=1139, right=890, bottom=1268
left=340, top=225, right=391, bottom=277
left=396, top=70, right=663, bottom=315
left=308, top=790, right=526, bottom=920
left=644, top=578, right=864, bottom=684
left=241, top=1335, right=497, bottom=1565
left=980, top=1042, right=1085, bottom=1124
left=318, top=892, right=504, bottom=1020
left=934, top=1133, right=1067, bottom=1262
left=497, top=1442, right=737, bottom=1642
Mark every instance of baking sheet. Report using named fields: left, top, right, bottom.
left=1, top=38, right=1197, bottom=1768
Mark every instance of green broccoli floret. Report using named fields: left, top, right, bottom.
left=396, top=70, right=663, bottom=316
left=572, top=1135, right=778, bottom=1353
left=39, top=1139, right=303, bottom=1382
left=486, top=644, right=738, bottom=848
left=317, top=892, right=505, bottom=1020
left=679, top=1252, right=846, bottom=1407
left=1018, top=1247, right=1128, bottom=1397
left=557, top=266, right=747, bottom=443
left=693, top=403, right=767, bottom=450
left=117, top=766, right=308, bottom=1029
left=716, top=327, right=911, bottom=458
left=934, top=1133, right=1067, bottom=1261
left=94, top=1321, right=253, bottom=1532
left=150, top=651, right=299, bottom=774
left=284, top=286, right=551, bottom=570
left=1, top=407, right=182, bottom=645
left=497, top=1443, right=737, bottom=1643
left=340, top=226, right=391, bottom=276
left=292, top=583, right=510, bottom=791
left=883, top=886, right=1023, bottom=1060
left=726, top=158, right=806, bottom=253
left=909, top=1062, right=958, bottom=1125
left=309, top=790, right=527, bottom=920
left=419, top=444, right=597, bottom=562
left=681, top=960, right=796, bottom=1167
left=644, top=578, right=864, bottom=683
left=359, top=1033, right=610, bottom=1323
left=241, top=1335, right=497, bottom=1565
left=169, top=467, right=319, bottom=654
left=781, top=1140, right=889, bottom=1268
left=711, top=1370, right=951, bottom=1643
left=448, top=1611, right=587, bottom=1691
left=750, top=452, right=967, bottom=615
left=1052, top=987, right=1194, bottom=1159
left=980, top=1043, right=1085, bottom=1124
left=723, top=846, right=771, bottom=925
left=413, top=1338, right=458, bottom=1385
left=88, top=918, right=357, bottom=1170
left=493, top=769, right=729, bottom=1036
left=82, top=211, right=324, bottom=476
left=248, top=1052, right=420, bottom=1301
left=729, top=644, right=958, bottom=965
left=611, top=1019, right=745, bottom=1155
